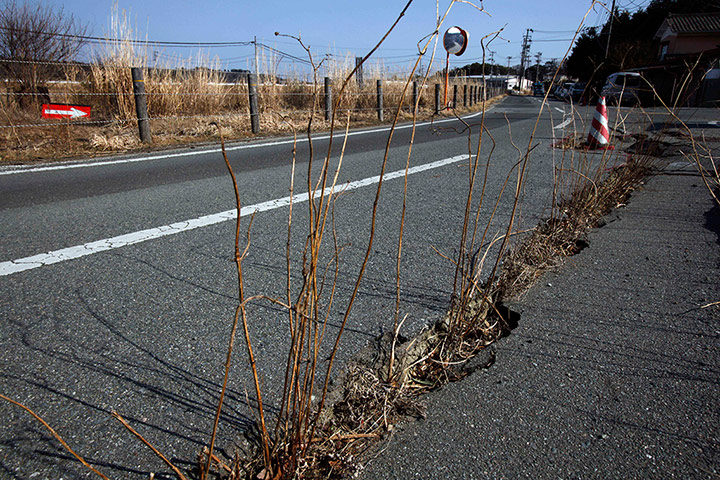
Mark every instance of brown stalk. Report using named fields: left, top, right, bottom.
left=313, top=0, right=459, bottom=444
left=0, top=393, right=110, bottom=480
left=390, top=50, right=429, bottom=382
left=203, top=127, right=271, bottom=479
left=112, top=411, right=188, bottom=480
left=202, top=447, right=233, bottom=473
left=287, top=0, right=452, bottom=454
left=277, top=126, right=299, bottom=440
left=451, top=29, right=500, bottom=330
left=485, top=1, right=598, bottom=291
left=639, top=73, right=719, bottom=206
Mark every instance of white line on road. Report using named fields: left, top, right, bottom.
left=553, top=118, right=573, bottom=130
left=0, top=154, right=470, bottom=276
left=0, top=110, right=487, bottom=176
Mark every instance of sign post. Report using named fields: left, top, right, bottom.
left=442, top=26, right=469, bottom=109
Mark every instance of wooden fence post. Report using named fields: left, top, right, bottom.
left=412, top=80, right=418, bottom=114
left=324, top=77, right=331, bottom=121
left=131, top=67, right=151, bottom=143
left=376, top=79, right=383, bottom=122
left=247, top=73, right=259, bottom=134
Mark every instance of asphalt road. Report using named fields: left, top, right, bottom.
left=362, top=152, right=720, bottom=479
left=0, top=96, right=716, bottom=479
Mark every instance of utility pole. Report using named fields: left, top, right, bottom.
left=254, top=36, right=259, bottom=80
left=507, top=56, right=512, bottom=90
left=519, top=28, right=533, bottom=90
left=605, top=0, right=617, bottom=59
left=535, top=52, right=543, bottom=83
left=489, top=50, right=495, bottom=76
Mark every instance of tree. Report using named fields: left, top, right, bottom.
left=567, top=0, right=720, bottom=84
left=566, top=27, right=603, bottom=81
left=450, top=62, right=511, bottom=77
left=0, top=1, right=87, bottom=102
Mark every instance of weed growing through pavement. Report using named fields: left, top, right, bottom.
left=198, top=1, right=505, bottom=478
left=3, top=1, right=718, bottom=480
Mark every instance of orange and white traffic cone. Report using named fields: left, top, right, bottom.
left=586, top=96, right=613, bottom=150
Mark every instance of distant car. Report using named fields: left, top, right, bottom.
left=601, top=72, right=650, bottom=106
left=570, top=82, right=588, bottom=103
left=532, top=82, right=545, bottom=96
left=555, top=82, right=574, bottom=101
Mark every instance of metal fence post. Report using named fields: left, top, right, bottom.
left=247, top=73, right=259, bottom=134
left=412, top=80, right=418, bottom=114
left=131, top=67, right=151, bottom=143
left=463, top=84, right=467, bottom=107
left=452, top=84, right=458, bottom=108
left=376, top=79, right=383, bottom=122
left=434, top=83, right=440, bottom=114
left=324, top=77, right=331, bottom=121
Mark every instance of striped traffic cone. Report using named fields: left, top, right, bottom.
left=586, top=96, right=613, bottom=150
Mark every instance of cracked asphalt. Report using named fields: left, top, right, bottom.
left=1, top=96, right=717, bottom=479
left=362, top=151, right=720, bottom=478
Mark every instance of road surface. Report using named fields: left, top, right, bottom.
left=1, top=96, right=714, bottom=478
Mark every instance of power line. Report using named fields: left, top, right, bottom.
left=256, top=43, right=312, bottom=65
left=0, top=25, right=254, bottom=48
left=533, top=30, right=578, bottom=34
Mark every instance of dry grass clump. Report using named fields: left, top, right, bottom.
left=496, top=157, right=651, bottom=299
left=0, top=4, right=504, bottom=164
left=90, top=130, right=139, bottom=150
left=88, top=7, right=231, bottom=121
left=277, top=364, right=427, bottom=479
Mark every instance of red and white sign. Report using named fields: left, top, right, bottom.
left=41, top=104, right=91, bottom=119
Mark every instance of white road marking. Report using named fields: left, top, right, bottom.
left=0, top=154, right=470, bottom=276
left=0, top=110, right=487, bottom=176
left=554, top=107, right=565, bottom=114
left=553, top=118, right=573, bottom=130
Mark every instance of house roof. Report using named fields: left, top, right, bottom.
left=663, top=12, right=720, bottom=35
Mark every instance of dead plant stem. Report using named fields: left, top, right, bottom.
left=0, top=393, right=110, bottom=480
left=112, top=411, right=188, bottom=480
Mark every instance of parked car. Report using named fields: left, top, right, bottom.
left=532, top=82, right=545, bottom=96
left=601, top=72, right=650, bottom=106
left=570, top=82, right=588, bottom=103
left=555, top=82, right=574, bottom=101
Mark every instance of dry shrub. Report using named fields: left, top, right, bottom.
left=497, top=157, right=652, bottom=299
left=261, top=362, right=428, bottom=480
left=87, top=6, right=230, bottom=121
left=90, top=130, right=139, bottom=150
left=145, top=59, right=229, bottom=117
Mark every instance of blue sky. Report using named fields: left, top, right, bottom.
left=55, top=0, right=651, bottom=74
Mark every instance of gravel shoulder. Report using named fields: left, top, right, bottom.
left=362, top=154, right=720, bottom=479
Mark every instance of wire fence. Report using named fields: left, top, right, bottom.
left=1, top=59, right=506, bottom=160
